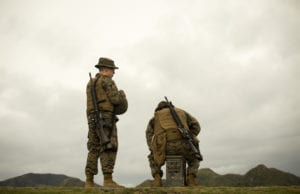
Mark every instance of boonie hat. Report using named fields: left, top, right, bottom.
left=95, top=57, right=119, bottom=69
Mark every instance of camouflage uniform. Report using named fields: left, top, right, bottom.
left=146, top=102, right=201, bottom=179
left=85, top=73, right=122, bottom=176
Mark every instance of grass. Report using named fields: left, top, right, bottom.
left=0, top=186, right=300, bottom=194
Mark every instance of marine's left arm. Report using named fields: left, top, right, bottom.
left=102, top=77, right=122, bottom=105
left=145, top=117, right=155, bottom=149
left=186, top=112, right=201, bottom=136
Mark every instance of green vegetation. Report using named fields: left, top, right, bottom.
left=2, top=164, right=300, bottom=188
left=0, top=173, right=84, bottom=187
left=137, top=164, right=300, bottom=187
left=196, top=164, right=300, bottom=187
left=1, top=186, right=300, bottom=194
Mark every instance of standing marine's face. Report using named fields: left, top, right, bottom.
left=101, top=68, right=115, bottom=78
left=106, top=68, right=115, bottom=78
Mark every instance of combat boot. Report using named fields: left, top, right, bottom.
left=152, top=174, right=162, bottom=187
left=187, top=174, right=198, bottom=187
left=85, top=175, right=94, bottom=188
left=103, top=174, right=124, bottom=188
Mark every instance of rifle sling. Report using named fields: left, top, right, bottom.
left=92, top=75, right=114, bottom=139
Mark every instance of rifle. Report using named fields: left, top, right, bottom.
left=164, top=96, right=203, bottom=161
left=89, top=73, right=112, bottom=150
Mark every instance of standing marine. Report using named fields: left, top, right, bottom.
left=146, top=99, right=202, bottom=187
left=85, top=57, right=128, bottom=188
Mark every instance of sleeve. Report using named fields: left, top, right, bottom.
left=146, top=117, right=155, bottom=148
left=102, top=77, right=122, bottom=105
left=186, top=112, right=201, bottom=136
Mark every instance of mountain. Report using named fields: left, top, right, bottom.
left=0, top=173, right=85, bottom=187
left=2, top=164, right=300, bottom=187
left=198, top=164, right=300, bottom=186
left=137, top=164, right=300, bottom=187
left=197, top=168, right=245, bottom=186
left=137, top=179, right=152, bottom=187
left=243, top=164, right=300, bottom=186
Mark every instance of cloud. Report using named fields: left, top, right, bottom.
left=0, top=0, right=300, bottom=186
left=0, top=68, right=86, bottom=178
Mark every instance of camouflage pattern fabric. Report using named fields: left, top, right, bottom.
left=146, top=109, right=201, bottom=177
left=85, top=113, right=118, bottom=175
left=148, top=140, right=200, bottom=177
left=85, top=74, right=123, bottom=176
left=86, top=74, right=122, bottom=113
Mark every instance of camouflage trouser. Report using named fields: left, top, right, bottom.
left=148, top=139, right=200, bottom=178
left=85, top=114, right=118, bottom=176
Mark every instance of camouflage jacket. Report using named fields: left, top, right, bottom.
left=146, top=108, right=201, bottom=149
left=86, top=73, right=122, bottom=115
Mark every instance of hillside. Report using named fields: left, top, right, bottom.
left=0, top=173, right=85, bottom=187
left=138, top=164, right=300, bottom=187
left=1, top=186, right=300, bottom=194
left=244, top=164, right=300, bottom=186
left=198, top=164, right=300, bottom=186
left=1, top=164, right=300, bottom=188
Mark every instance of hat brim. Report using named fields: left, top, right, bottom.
left=95, top=64, right=119, bottom=69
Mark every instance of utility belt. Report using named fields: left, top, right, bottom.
left=87, top=110, right=117, bottom=129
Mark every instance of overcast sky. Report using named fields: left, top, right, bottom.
left=0, top=0, right=299, bottom=187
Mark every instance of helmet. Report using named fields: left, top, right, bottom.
left=114, top=90, right=128, bottom=115
left=155, top=101, right=169, bottom=112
